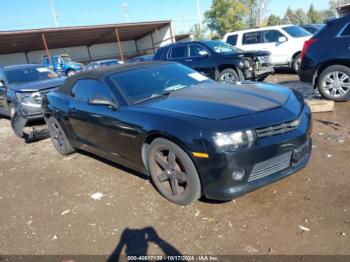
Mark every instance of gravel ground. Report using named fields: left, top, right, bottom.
left=0, top=72, right=349, bottom=257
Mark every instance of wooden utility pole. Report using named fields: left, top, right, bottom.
left=115, top=28, right=125, bottom=62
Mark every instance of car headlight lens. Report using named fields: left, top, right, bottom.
left=16, top=92, right=42, bottom=105
left=214, top=130, right=256, bottom=151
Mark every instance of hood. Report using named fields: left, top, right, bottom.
left=9, top=77, right=66, bottom=92
left=141, top=83, right=293, bottom=120
left=222, top=50, right=271, bottom=59
left=67, top=62, right=84, bottom=69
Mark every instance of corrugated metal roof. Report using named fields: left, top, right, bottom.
left=0, top=20, right=171, bottom=54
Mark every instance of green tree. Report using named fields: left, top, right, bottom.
left=267, top=14, right=281, bottom=26
left=205, top=0, right=250, bottom=37
left=295, top=8, right=309, bottom=24
left=282, top=7, right=296, bottom=24
left=190, top=24, right=208, bottom=40
left=307, top=4, right=322, bottom=23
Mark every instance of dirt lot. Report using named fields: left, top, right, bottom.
left=0, top=72, right=349, bottom=257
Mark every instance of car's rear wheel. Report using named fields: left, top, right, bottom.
left=317, top=65, right=350, bottom=102
left=47, top=116, right=75, bottom=155
left=147, top=138, right=201, bottom=206
left=218, top=68, right=239, bottom=84
left=292, top=54, right=301, bottom=73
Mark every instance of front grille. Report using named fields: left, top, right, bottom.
left=256, top=118, right=300, bottom=138
left=248, top=151, right=292, bottom=182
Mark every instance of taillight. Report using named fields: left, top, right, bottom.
left=301, top=38, right=318, bottom=61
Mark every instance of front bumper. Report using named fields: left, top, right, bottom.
left=196, top=108, right=312, bottom=201
left=243, top=66, right=274, bottom=80
left=17, top=103, right=44, bottom=121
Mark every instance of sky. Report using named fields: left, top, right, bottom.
left=0, top=0, right=330, bottom=33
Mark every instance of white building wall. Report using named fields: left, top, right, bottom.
left=88, top=40, right=137, bottom=60
left=0, top=52, right=27, bottom=66
left=136, top=25, right=174, bottom=53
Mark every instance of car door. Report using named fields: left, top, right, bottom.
left=167, top=45, right=187, bottom=65
left=68, top=79, right=123, bottom=157
left=260, top=30, right=290, bottom=65
left=185, top=43, right=214, bottom=78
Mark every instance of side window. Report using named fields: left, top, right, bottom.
left=85, top=64, right=94, bottom=71
left=189, top=44, right=208, bottom=57
left=242, top=31, right=262, bottom=45
left=226, top=35, right=238, bottom=46
left=71, top=79, right=114, bottom=102
left=341, top=23, right=350, bottom=36
left=262, top=30, right=284, bottom=43
left=169, top=45, right=187, bottom=59
left=93, top=63, right=100, bottom=69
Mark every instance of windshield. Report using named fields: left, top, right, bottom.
left=204, top=41, right=241, bottom=54
left=110, top=63, right=214, bottom=104
left=60, top=56, right=72, bottom=63
left=282, top=26, right=311, bottom=38
left=5, top=66, right=59, bottom=84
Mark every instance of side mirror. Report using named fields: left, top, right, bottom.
left=88, top=97, right=118, bottom=110
left=0, top=80, right=5, bottom=88
left=278, top=36, right=287, bottom=43
left=198, top=50, right=209, bottom=57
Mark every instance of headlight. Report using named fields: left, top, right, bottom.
left=214, top=130, right=256, bottom=151
left=15, top=92, right=42, bottom=106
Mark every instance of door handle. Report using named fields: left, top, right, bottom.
left=186, top=59, right=192, bottom=62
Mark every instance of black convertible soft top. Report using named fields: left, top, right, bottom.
left=60, top=61, right=173, bottom=94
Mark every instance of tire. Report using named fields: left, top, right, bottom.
left=47, top=116, right=75, bottom=155
left=147, top=138, right=202, bottom=206
left=66, top=70, right=76, bottom=77
left=291, top=54, right=301, bottom=73
left=317, top=65, right=350, bottom=102
left=11, top=110, right=27, bottom=138
left=218, top=68, right=239, bottom=84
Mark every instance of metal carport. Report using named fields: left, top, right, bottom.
left=0, top=20, right=175, bottom=66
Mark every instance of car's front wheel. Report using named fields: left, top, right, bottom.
left=147, top=138, right=202, bottom=206
left=218, top=68, right=239, bottom=84
left=66, top=70, right=76, bottom=77
left=47, top=116, right=75, bottom=155
left=317, top=65, right=350, bottom=102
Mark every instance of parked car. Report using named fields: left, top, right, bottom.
left=300, top=24, right=325, bottom=34
left=42, top=61, right=312, bottom=205
left=299, top=15, right=350, bottom=102
left=0, top=64, right=66, bottom=137
left=128, top=54, right=154, bottom=63
left=223, top=25, right=312, bottom=72
left=84, top=59, right=124, bottom=71
left=153, top=40, right=274, bottom=83
left=42, top=54, right=84, bottom=76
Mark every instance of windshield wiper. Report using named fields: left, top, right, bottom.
left=135, top=91, right=172, bottom=104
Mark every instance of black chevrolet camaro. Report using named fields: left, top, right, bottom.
left=42, top=61, right=312, bottom=205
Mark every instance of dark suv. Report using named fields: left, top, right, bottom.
left=299, top=15, right=350, bottom=101
left=153, top=40, right=274, bottom=82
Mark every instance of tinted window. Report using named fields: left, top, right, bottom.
left=169, top=46, right=187, bottom=58
left=72, top=79, right=114, bottom=102
left=189, top=44, right=208, bottom=57
left=341, top=23, right=350, bottom=36
left=93, top=63, right=100, bottom=69
left=226, top=35, right=238, bottom=46
left=262, top=30, right=284, bottom=43
left=4, top=66, right=59, bottom=84
left=109, top=63, right=213, bottom=103
left=243, top=32, right=262, bottom=45
left=100, top=60, right=120, bottom=67
left=282, top=26, right=311, bottom=38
